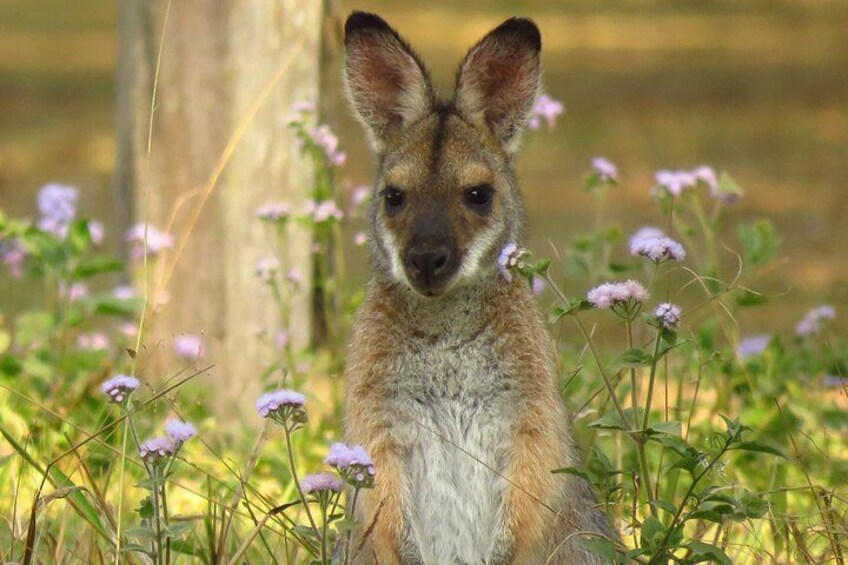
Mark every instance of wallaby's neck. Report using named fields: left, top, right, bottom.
left=369, top=271, right=525, bottom=343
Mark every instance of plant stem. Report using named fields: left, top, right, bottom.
left=282, top=425, right=321, bottom=539
left=343, top=487, right=361, bottom=565
left=626, top=317, right=639, bottom=424
left=641, top=328, right=664, bottom=431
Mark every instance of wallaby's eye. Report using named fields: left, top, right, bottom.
left=463, top=184, right=495, bottom=213
left=380, top=186, right=406, bottom=216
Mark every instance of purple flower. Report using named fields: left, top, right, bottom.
left=630, top=236, right=686, bottom=263
left=125, top=223, right=174, bottom=261
left=174, top=334, right=203, bottom=360
left=654, top=303, right=681, bottom=329
left=351, top=185, right=370, bottom=208
left=692, top=166, right=718, bottom=191
left=37, top=184, right=78, bottom=237
left=101, top=374, right=140, bottom=404
left=527, top=94, right=564, bottom=130
left=256, top=257, right=280, bottom=284
left=139, top=436, right=177, bottom=464
left=591, top=157, right=618, bottom=183
left=308, top=124, right=346, bottom=167
left=629, top=227, right=665, bottom=250
left=255, top=202, right=291, bottom=222
left=587, top=280, right=649, bottom=310
left=113, top=285, right=135, bottom=300
left=292, top=101, right=316, bottom=114
left=78, top=332, right=110, bottom=351
left=796, top=305, right=836, bottom=337
left=532, top=277, right=546, bottom=295
left=300, top=472, right=343, bottom=495
left=653, top=170, right=698, bottom=197
left=256, top=389, right=307, bottom=426
left=120, top=322, right=138, bottom=338
left=325, top=443, right=373, bottom=469
left=1, top=239, right=26, bottom=279
left=60, top=282, right=88, bottom=302
left=286, top=268, right=303, bottom=289
left=736, top=334, right=771, bottom=359
left=165, top=419, right=197, bottom=445
left=354, top=231, right=368, bottom=247
left=497, top=242, right=528, bottom=282
left=88, top=221, right=104, bottom=245
left=306, top=200, right=344, bottom=223
left=326, top=443, right=377, bottom=488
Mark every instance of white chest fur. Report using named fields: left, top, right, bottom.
left=389, top=340, right=520, bottom=564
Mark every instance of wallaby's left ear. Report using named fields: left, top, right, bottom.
left=454, top=18, right=541, bottom=154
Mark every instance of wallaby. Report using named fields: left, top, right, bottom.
left=341, top=11, right=613, bottom=565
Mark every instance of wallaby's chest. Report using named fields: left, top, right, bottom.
left=389, top=340, right=519, bottom=564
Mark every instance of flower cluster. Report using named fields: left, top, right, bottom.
left=255, top=257, right=281, bottom=284
left=255, top=202, right=291, bottom=223
left=78, top=332, right=110, bottom=351
left=256, top=389, right=307, bottom=427
left=498, top=242, right=529, bottom=282
left=325, top=442, right=376, bottom=488
left=795, top=305, right=836, bottom=337
left=0, top=239, right=26, bottom=279
left=587, top=280, right=649, bottom=311
left=590, top=157, right=618, bottom=184
left=527, top=94, right=564, bottom=130
left=101, top=374, right=140, bottom=404
left=654, top=303, right=682, bottom=330
left=653, top=166, right=719, bottom=198
left=630, top=235, right=686, bottom=263
left=736, top=334, right=771, bottom=359
left=164, top=419, right=198, bottom=446
left=125, top=223, right=174, bottom=261
left=306, top=200, right=344, bottom=223
left=308, top=124, right=346, bottom=167
left=37, top=183, right=78, bottom=238
left=174, top=334, right=204, bottom=360
left=138, top=418, right=198, bottom=466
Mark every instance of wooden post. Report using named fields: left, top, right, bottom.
left=116, top=1, right=321, bottom=418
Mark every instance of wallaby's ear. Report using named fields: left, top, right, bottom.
left=454, top=18, right=541, bottom=154
left=344, top=12, right=434, bottom=153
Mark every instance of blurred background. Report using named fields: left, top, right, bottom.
left=1, top=0, right=846, bottom=331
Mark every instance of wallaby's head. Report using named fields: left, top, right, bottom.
left=344, top=12, right=541, bottom=297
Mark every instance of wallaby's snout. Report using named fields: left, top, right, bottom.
left=404, top=212, right=458, bottom=296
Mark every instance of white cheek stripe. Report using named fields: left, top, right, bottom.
left=458, top=222, right=501, bottom=282
left=377, top=220, right=411, bottom=288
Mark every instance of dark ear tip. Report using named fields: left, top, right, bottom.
left=345, top=11, right=391, bottom=38
left=495, top=17, right=541, bottom=51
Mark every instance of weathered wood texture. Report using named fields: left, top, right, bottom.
left=116, top=1, right=321, bottom=417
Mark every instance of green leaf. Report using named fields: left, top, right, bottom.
left=15, top=311, right=56, bottom=345
left=136, top=496, right=154, bottom=519
left=732, top=441, right=785, bottom=458
left=739, top=219, right=780, bottom=267
left=613, top=348, right=653, bottom=368
left=578, top=537, right=619, bottom=562
left=647, top=421, right=682, bottom=436
left=170, top=539, right=199, bottom=556
left=72, top=256, right=124, bottom=279
left=549, top=299, right=592, bottom=323
left=684, top=540, right=732, bottom=565
left=735, top=288, right=767, bottom=306
left=589, top=408, right=642, bottom=431
left=551, top=466, right=592, bottom=482
left=640, top=515, right=665, bottom=552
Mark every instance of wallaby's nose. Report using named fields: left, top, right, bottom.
left=406, top=246, right=452, bottom=291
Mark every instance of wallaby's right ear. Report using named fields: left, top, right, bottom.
left=344, top=12, right=434, bottom=153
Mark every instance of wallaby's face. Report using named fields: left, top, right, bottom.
left=344, top=13, right=541, bottom=297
